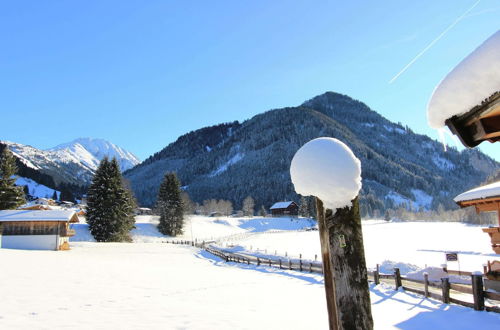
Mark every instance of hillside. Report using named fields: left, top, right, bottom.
left=125, top=92, right=498, bottom=214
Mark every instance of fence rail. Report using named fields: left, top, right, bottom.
left=165, top=239, right=500, bottom=314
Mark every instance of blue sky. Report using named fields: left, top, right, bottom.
left=1, top=1, right=499, bottom=161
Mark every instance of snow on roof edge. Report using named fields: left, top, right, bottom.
left=0, top=210, right=78, bottom=222
left=454, top=181, right=500, bottom=203
left=427, top=30, right=500, bottom=129
left=270, top=201, right=295, bottom=209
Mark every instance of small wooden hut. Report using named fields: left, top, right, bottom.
left=270, top=201, right=299, bottom=217
left=454, top=181, right=500, bottom=254
left=0, top=210, right=79, bottom=251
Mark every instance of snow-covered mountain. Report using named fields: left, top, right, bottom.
left=0, top=138, right=140, bottom=193
left=49, top=138, right=140, bottom=172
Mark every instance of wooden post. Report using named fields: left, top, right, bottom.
left=316, top=198, right=339, bottom=330
left=289, top=259, right=292, bottom=270
left=257, top=257, right=260, bottom=266
left=309, top=262, right=313, bottom=273
left=317, top=197, right=373, bottom=330
left=441, top=278, right=450, bottom=304
left=394, top=268, right=402, bottom=289
left=315, top=254, right=318, bottom=261
left=374, top=264, right=380, bottom=285
left=424, top=273, right=429, bottom=298
left=268, top=259, right=271, bottom=267
left=300, top=259, right=303, bottom=271
left=279, top=259, right=282, bottom=269
left=471, top=274, right=485, bottom=311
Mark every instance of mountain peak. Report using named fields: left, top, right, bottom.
left=49, top=137, right=140, bottom=172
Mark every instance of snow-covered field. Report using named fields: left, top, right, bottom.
left=1, top=215, right=499, bottom=329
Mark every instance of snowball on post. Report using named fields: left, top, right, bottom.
left=290, top=137, right=362, bottom=210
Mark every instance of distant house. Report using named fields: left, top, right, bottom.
left=454, top=181, right=500, bottom=254
left=135, top=207, right=152, bottom=215
left=18, top=204, right=54, bottom=211
left=270, top=201, right=299, bottom=217
left=33, top=198, right=57, bottom=206
left=0, top=210, right=79, bottom=251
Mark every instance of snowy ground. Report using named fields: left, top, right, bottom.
left=220, top=219, right=495, bottom=274
left=1, top=215, right=499, bottom=329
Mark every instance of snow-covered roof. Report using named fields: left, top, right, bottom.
left=0, top=210, right=79, bottom=223
left=270, top=201, right=295, bottom=210
left=427, top=30, right=500, bottom=129
left=454, top=181, right=500, bottom=203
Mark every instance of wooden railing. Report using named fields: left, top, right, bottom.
left=371, top=266, right=500, bottom=313
left=165, top=239, right=500, bottom=313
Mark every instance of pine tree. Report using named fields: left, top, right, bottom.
left=60, top=187, right=75, bottom=203
left=242, top=196, right=255, bottom=217
left=52, top=190, right=58, bottom=201
left=259, top=205, right=267, bottom=217
left=156, top=172, right=184, bottom=236
left=86, top=157, right=136, bottom=242
left=0, top=148, right=26, bottom=209
left=299, top=196, right=309, bottom=217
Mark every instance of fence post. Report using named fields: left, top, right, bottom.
left=257, top=257, right=260, bottom=266
left=374, top=264, right=380, bottom=285
left=471, top=274, right=485, bottom=311
left=268, top=259, right=271, bottom=267
left=424, top=273, right=429, bottom=298
left=394, top=268, right=402, bottom=290
left=441, top=278, right=450, bottom=304
left=279, top=259, right=282, bottom=269
left=289, top=259, right=292, bottom=270
left=300, top=259, right=303, bottom=272
left=315, top=254, right=317, bottom=261
left=309, top=262, right=312, bottom=273
left=225, top=255, right=229, bottom=262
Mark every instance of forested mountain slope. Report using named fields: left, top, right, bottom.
left=125, top=92, right=498, bottom=215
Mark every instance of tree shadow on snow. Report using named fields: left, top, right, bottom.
left=370, top=284, right=442, bottom=313
left=195, top=250, right=324, bottom=286
left=394, top=305, right=498, bottom=330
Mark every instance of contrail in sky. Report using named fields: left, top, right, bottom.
left=389, top=0, right=481, bottom=84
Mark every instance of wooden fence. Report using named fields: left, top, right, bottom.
left=166, top=239, right=500, bottom=313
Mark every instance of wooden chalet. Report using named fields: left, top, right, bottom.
left=446, top=92, right=500, bottom=148
left=454, top=181, right=500, bottom=254
left=270, top=201, right=299, bottom=217
left=0, top=210, right=79, bottom=251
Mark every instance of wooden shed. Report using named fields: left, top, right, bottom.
left=454, top=181, right=500, bottom=254
left=0, top=210, right=79, bottom=251
left=270, top=201, right=299, bottom=217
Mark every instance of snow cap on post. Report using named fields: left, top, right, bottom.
left=290, top=137, right=362, bottom=210
left=427, top=30, right=500, bottom=129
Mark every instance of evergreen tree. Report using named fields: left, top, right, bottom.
left=86, top=157, right=136, bottom=242
left=384, top=210, right=391, bottom=222
left=299, top=196, right=309, bottom=217
left=0, top=148, right=26, bottom=209
left=60, top=187, right=75, bottom=203
left=259, top=205, right=267, bottom=217
left=242, top=196, right=255, bottom=217
left=52, top=190, right=58, bottom=201
left=156, top=172, right=184, bottom=236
